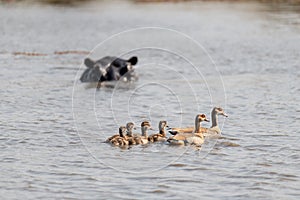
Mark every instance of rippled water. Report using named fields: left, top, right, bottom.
left=1, top=1, right=300, bottom=199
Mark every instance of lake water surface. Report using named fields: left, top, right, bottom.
left=1, top=1, right=300, bottom=199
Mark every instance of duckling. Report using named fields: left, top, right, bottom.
left=106, top=123, right=135, bottom=144
left=169, top=107, right=228, bottom=136
left=126, top=122, right=135, bottom=136
left=167, top=114, right=209, bottom=146
left=109, top=126, right=129, bottom=147
left=135, top=121, right=152, bottom=145
left=132, top=136, right=142, bottom=145
left=148, top=121, right=168, bottom=142
left=106, top=128, right=121, bottom=143
left=125, top=122, right=137, bottom=145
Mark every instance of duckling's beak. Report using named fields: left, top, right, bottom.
left=149, top=127, right=154, bottom=130
left=133, top=127, right=137, bottom=130
left=222, top=113, right=228, bottom=117
left=205, top=119, right=210, bottom=122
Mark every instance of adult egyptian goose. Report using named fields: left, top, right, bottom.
left=169, top=107, right=227, bottom=136
left=167, top=114, right=209, bottom=146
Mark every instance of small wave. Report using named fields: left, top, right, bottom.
left=54, top=50, right=90, bottom=55
left=218, top=136, right=240, bottom=141
left=256, top=162, right=272, bottom=167
left=168, top=163, right=187, bottom=167
left=184, top=167, right=209, bottom=171
left=13, top=52, right=47, bottom=56
left=11, top=50, right=90, bottom=56
left=219, top=141, right=240, bottom=147
left=280, top=174, right=298, bottom=178
left=147, top=189, right=167, bottom=194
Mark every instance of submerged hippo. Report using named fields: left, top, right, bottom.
left=80, top=56, right=138, bottom=83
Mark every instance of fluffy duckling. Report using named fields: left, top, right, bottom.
left=169, top=107, right=228, bottom=136
left=106, top=122, right=136, bottom=145
left=148, top=121, right=168, bottom=142
left=136, top=121, right=152, bottom=145
left=126, top=122, right=135, bottom=136
left=109, top=126, right=129, bottom=147
left=125, top=122, right=138, bottom=145
left=167, top=114, right=209, bottom=146
left=106, top=127, right=122, bottom=143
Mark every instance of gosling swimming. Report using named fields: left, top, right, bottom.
left=109, top=126, right=129, bottom=147
left=148, top=121, right=168, bottom=142
left=137, top=121, right=152, bottom=145
left=125, top=122, right=138, bottom=145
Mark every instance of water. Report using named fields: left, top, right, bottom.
left=1, top=1, right=300, bottom=199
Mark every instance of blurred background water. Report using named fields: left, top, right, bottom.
left=0, top=0, right=300, bottom=199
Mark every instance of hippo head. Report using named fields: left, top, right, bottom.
left=80, top=64, right=107, bottom=83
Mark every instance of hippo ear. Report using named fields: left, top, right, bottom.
left=127, top=56, right=138, bottom=65
left=84, top=58, right=96, bottom=68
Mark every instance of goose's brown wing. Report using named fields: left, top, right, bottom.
left=168, top=127, right=194, bottom=135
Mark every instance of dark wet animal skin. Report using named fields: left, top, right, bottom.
left=80, top=56, right=138, bottom=83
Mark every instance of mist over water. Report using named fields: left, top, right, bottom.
left=1, top=1, right=299, bottom=199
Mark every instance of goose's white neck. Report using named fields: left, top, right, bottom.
left=211, top=110, right=218, bottom=128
